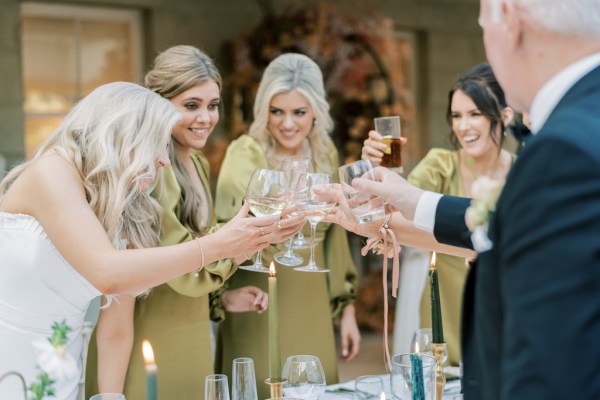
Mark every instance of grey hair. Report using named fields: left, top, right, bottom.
left=0, top=81, right=180, bottom=249
left=145, top=45, right=222, bottom=234
left=488, top=0, right=600, bottom=37
left=249, top=53, right=334, bottom=174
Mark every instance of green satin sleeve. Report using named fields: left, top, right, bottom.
left=215, top=135, right=269, bottom=222
left=152, top=151, right=236, bottom=298
left=407, top=148, right=461, bottom=194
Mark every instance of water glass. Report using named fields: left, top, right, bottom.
left=354, top=375, right=385, bottom=400
left=205, top=374, right=230, bottom=400
left=374, top=116, right=402, bottom=172
left=282, top=355, right=326, bottom=399
left=338, top=159, right=385, bottom=224
left=89, top=394, right=126, bottom=400
left=390, top=353, right=436, bottom=400
left=232, top=357, right=258, bottom=400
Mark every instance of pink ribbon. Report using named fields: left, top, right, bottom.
left=361, top=219, right=400, bottom=372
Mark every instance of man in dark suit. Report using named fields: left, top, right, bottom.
left=352, top=0, right=600, bottom=398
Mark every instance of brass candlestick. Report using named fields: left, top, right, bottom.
left=432, top=343, right=447, bottom=400
left=265, top=378, right=287, bottom=399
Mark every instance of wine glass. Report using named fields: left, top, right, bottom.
left=410, top=328, right=447, bottom=364
left=354, top=375, right=385, bottom=400
left=205, top=374, right=230, bottom=400
left=243, top=169, right=288, bottom=273
left=294, top=173, right=336, bottom=272
left=274, top=156, right=312, bottom=266
left=232, top=357, right=258, bottom=400
left=410, top=328, right=434, bottom=356
left=89, top=395, right=126, bottom=400
left=282, top=355, right=326, bottom=400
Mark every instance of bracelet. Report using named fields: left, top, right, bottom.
left=194, top=237, right=205, bottom=278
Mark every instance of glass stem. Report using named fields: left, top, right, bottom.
left=308, top=221, right=317, bottom=268
left=255, top=249, right=263, bottom=269
left=285, top=238, right=294, bottom=255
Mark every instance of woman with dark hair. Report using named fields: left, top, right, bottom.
left=362, top=63, right=514, bottom=365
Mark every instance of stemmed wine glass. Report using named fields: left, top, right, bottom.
left=242, top=169, right=288, bottom=273
left=282, top=355, right=326, bottom=400
left=274, top=156, right=312, bottom=267
left=294, top=173, right=336, bottom=272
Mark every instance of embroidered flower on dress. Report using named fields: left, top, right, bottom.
left=465, top=176, right=505, bottom=252
left=28, top=320, right=77, bottom=400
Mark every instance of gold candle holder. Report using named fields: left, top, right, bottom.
left=432, top=343, right=447, bottom=400
left=265, top=378, right=287, bottom=399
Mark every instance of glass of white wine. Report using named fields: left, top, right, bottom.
left=274, top=156, right=312, bottom=267
left=243, top=169, right=288, bottom=273
left=294, top=173, right=336, bottom=272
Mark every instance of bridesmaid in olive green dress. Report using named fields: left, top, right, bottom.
left=85, top=46, right=304, bottom=400
left=361, top=63, right=515, bottom=366
left=215, top=53, right=361, bottom=400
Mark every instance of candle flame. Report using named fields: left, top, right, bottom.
left=269, top=261, right=276, bottom=277
left=415, top=342, right=420, bottom=354
left=430, top=252, right=437, bottom=270
left=142, top=340, right=155, bottom=365
left=380, top=391, right=386, bottom=400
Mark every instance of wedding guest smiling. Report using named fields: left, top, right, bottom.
left=362, top=63, right=514, bottom=366
left=84, top=46, right=305, bottom=400
left=215, top=53, right=360, bottom=399
left=0, top=81, right=283, bottom=400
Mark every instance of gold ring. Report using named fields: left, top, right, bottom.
left=259, top=226, right=266, bottom=236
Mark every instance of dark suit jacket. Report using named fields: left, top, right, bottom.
left=433, top=64, right=600, bottom=399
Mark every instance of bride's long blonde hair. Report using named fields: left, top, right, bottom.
left=0, top=81, right=180, bottom=249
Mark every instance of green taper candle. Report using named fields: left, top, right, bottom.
left=268, top=262, right=282, bottom=380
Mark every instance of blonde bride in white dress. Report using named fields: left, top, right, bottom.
left=0, top=82, right=298, bottom=399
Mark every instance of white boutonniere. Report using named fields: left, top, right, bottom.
left=465, top=176, right=505, bottom=252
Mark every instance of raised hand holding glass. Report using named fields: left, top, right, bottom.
left=274, top=156, right=312, bottom=266
left=243, top=169, right=288, bottom=273
left=294, top=173, right=336, bottom=272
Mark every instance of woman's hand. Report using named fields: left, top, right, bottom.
left=361, top=130, right=409, bottom=167
left=339, top=304, right=361, bottom=362
left=312, top=183, right=381, bottom=238
left=222, top=286, right=268, bottom=314
left=361, top=130, right=386, bottom=166
left=213, top=201, right=302, bottom=261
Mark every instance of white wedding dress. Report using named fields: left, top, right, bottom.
left=0, top=212, right=101, bottom=400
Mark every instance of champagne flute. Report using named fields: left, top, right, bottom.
left=243, top=169, right=288, bottom=273
left=294, top=173, right=336, bottom=272
left=274, top=156, right=312, bottom=266
left=282, top=355, right=326, bottom=400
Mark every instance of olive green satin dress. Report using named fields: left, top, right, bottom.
left=214, top=135, right=357, bottom=399
left=86, top=151, right=236, bottom=400
left=408, top=148, right=514, bottom=366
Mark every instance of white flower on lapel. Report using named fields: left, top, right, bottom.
left=465, top=176, right=505, bottom=252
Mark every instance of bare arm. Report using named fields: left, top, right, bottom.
left=95, top=295, right=135, bottom=393
left=0, top=154, right=285, bottom=294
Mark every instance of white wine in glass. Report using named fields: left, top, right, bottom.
left=294, top=173, right=336, bottom=273
left=274, top=156, right=312, bottom=266
left=243, top=169, right=288, bottom=273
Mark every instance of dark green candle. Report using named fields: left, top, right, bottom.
left=429, top=253, right=444, bottom=343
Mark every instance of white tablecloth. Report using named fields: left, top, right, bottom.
left=322, top=374, right=461, bottom=399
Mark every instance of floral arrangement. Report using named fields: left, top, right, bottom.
left=0, top=320, right=78, bottom=400
left=465, top=175, right=505, bottom=252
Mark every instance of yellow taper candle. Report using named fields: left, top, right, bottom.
left=268, top=261, right=282, bottom=380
